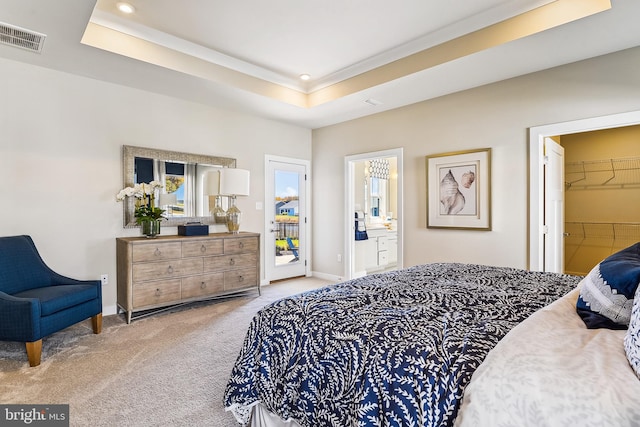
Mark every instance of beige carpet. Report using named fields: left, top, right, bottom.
left=0, top=277, right=333, bottom=426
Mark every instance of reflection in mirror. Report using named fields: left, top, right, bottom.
left=122, top=145, right=236, bottom=228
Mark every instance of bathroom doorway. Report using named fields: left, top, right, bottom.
left=344, top=148, right=403, bottom=280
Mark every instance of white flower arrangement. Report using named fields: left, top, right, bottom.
left=116, top=181, right=165, bottom=223
left=116, top=181, right=164, bottom=201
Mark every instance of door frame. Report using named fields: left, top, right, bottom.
left=264, top=155, right=311, bottom=283
left=529, top=110, right=640, bottom=271
left=344, top=148, right=403, bottom=280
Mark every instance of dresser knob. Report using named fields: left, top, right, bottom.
left=154, top=248, right=161, bottom=256
left=238, top=275, right=244, bottom=282
left=229, top=258, right=235, bottom=266
left=155, top=289, right=161, bottom=296
left=239, top=242, right=244, bottom=249
left=200, top=245, right=206, bottom=252
left=167, top=265, right=174, bottom=274
left=200, top=282, right=206, bottom=289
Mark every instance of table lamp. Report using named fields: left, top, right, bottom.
left=158, top=193, right=177, bottom=216
left=219, top=168, right=250, bottom=233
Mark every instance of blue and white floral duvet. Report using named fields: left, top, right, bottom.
left=224, top=263, right=579, bottom=427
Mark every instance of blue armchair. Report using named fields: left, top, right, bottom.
left=0, top=235, right=102, bottom=366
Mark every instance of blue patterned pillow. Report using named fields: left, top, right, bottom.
left=576, top=242, right=640, bottom=329
left=625, top=286, right=640, bottom=379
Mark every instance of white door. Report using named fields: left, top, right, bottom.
left=265, top=157, right=308, bottom=281
left=544, top=137, right=565, bottom=273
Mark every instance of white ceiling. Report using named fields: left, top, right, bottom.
left=1, top=0, right=640, bottom=129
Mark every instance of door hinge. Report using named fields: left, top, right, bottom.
left=543, top=155, right=549, bottom=165
left=542, top=225, right=549, bottom=234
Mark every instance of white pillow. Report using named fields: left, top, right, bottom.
left=624, top=286, right=640, bottom=379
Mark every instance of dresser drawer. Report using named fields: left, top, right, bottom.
left=224, top=237, right=259, bottom=254
left=132, top=258, right=203, bottom=282
left=204, top=253, right=257, bottom=272
left=132, top=242, right=182, bottom=263
left=133, top=279, right=181, bottom=308
left=182, top=273, right=225, bottom=299
left=182, top=240, right=223, bottom=258
left=117, top=233, right=260, bottom=323
left=224, top=268, right=257, bottom=291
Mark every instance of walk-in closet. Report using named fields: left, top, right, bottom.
left=562, top=125, right=640, bottom=275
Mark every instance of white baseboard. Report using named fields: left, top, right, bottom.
left=103, top=304, right=118, bottom=316
left=311, top=271, right=343, bottom=282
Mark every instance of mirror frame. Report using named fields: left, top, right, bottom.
left=122, top=145, right=236, bottom=228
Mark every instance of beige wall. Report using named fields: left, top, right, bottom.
left=0, top=57, right=312, bottom=315
left=312, top=46, right=640, bottom=277
left=4, top=45, right=640, bottom=314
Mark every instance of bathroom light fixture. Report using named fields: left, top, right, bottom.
left=116, top=2, right=136, bottom=14
left=299, top=74, right=311, bottom=81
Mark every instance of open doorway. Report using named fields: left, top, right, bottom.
left=558, top=126, right=640, bottom=275
left=345, top=149, right=403, bottom=280
left=529, top=110, right=640, bottom=272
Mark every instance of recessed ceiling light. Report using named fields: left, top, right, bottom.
left=299, top=74, right=311, bottom=81
left=116, top=2, right=136, bottom=14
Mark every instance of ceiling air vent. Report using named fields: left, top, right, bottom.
left=0, top=22, right=46, bottom=53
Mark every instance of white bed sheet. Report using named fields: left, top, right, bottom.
left=456, top=287, right=640, bottom=427
left=250, top=403, right=301, bottom=427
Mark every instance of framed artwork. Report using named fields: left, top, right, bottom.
left=426, top=148, right=491, bottom=230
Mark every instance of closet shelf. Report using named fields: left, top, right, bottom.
left=565, top=222, right=640, bottom=241
left=565, top=156, right=640, bottom=188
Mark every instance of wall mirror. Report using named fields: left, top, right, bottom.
left=122, top=145, right=236, bottom=228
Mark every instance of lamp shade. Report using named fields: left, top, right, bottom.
left=207, top=170, right=221, bottom=195
left=219, top=168, right=250, bottom=196
left=158, top=193, right=177, bottom=206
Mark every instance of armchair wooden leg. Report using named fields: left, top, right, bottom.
left=92, top=313, right=103, bottom=334
left=26, top=340, right=42, bottom=367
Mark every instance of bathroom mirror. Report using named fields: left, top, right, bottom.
left=122, top=145, right=236, bottom=228
left=364, top=158, right=392, bottom=222
left=368, top=177, right=387, bottom=219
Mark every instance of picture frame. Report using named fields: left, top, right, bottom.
left=426, top=148, right=491, bottom=230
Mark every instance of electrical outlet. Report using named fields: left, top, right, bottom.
left=100, top=274, right=108, bottom=286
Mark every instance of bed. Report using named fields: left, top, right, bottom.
left=457, top=241, right=640, bottom=427
left=455, top=286, right=640, bottom=427
left=223, top=262, right=581, bottom=426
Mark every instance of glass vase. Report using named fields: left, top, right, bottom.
left=141, top=219, right=161, bottom=238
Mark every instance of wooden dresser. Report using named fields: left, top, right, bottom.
left=116, top=232, right=260, bottom=323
